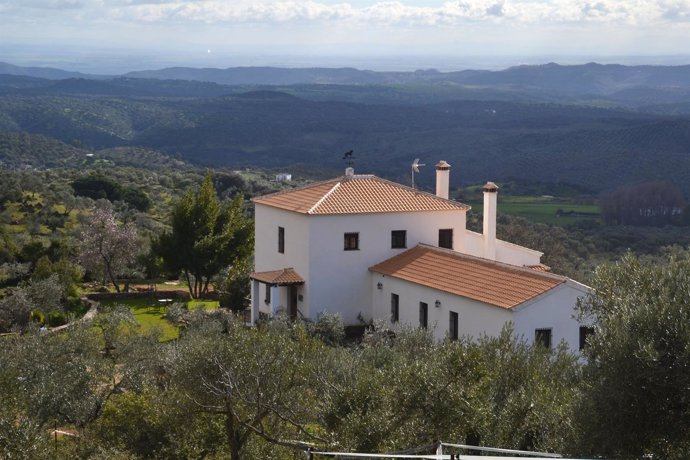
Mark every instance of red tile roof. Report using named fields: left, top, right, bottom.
left=252, top=175, right=469, bottom=215
left=250, top=268, right=305, bottom=285
left=369, top=245, right=566, bottom=309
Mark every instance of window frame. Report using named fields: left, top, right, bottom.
left=278, top=226, right=285, bottom=254
left=419, top=302, right=428, bottom=329
left=344, top=232, right=359, bottom=251
left=449, top=311, right=459, bottom=340
left=390, top=293, right=399, bottom=323
left=391, top=230, right=407, bottom=249
left=535, top=328, right=552, bottom=349
left=579, top=326, right=594, bottom=351
left=438, top=228, right=453, bottom=249
left=264, top=284, right=272, bottom=304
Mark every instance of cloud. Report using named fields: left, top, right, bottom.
left=4, top=0, right=690, bottom=27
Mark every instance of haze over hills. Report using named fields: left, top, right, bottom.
left=2, top=60, right=690, bottom=196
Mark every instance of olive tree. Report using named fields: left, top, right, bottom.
left=575, top=251, right=690, bottom=459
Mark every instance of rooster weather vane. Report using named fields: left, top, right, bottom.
left=342, top=150, right=355, bottom=168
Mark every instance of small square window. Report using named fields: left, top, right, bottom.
left=391, top=230, right=407, bottom=249
left=535, top=328, right=552, bottom=349
left=391, top=293, right=399, bottom=323
left=419, top=302, right=428, bottom=329
left=278, top=226, right=285, bottom=254
left=579, top=326, right=594, bottom=351
left=344, top=232, right=359, bottom=250
left=439, top=229, right=453, bottom=249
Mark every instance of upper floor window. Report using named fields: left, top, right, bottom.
left=535, top=328, right=552, bottom=349
left=391, top=230, right=407, bottom=249
left=449, top=311, right=459, bottom=341
left=419, top=302, right=428, bottom=329
left=438, top=229, right=453, bottom=249
left=278, top=226, right=285, bottom=254
left=391, top=293, right=399, bottom=323
left=344, top=232, right=359, bottom=251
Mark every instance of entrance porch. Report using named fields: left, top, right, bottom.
left=249, top=268, right=305, bottom=325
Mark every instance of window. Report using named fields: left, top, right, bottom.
left=391, top=230, right=407, bottom=249
left=535, top=328, right=552, bottom=349
left=390, top=293, right=399, bottom=323
left=278, top=226, right=285, bottom=254
left=438, top=229, right=453, bottom=249
left=264, top=284, right=272, bottom=304
left=449, top=311, right=459, bottom=340
left=419, top=302, right=428, bottom=329
left=344, top=232, right=359, bottom=250
left=579, top=326, right=594, bottom=351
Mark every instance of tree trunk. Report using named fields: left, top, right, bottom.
left=184, top=270, right=195, bottom=299
left=225, top=402, right=242, bottom=460
left=104, top=259, right=120, bottom=293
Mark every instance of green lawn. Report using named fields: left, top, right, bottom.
left=468, top=195, right=600, bottom=226
left=99, top=298, right=219, bottom=341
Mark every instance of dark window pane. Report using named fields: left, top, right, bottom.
left=579, top=326, right=594, bottom=351
left=449, top=311, right=459, bottom=340
left=438, top=229, right=453, bottom=249
left=391, top=230, right=407, bottom=249
left=391, top=293, right=399, bottom=323
left=419, top=302, right=428, bottom=329
left=278, top=226, right=285, bottom=253
left=535, top=328, right=552, bottom=348
left=344, top=233, right=359, bottom=250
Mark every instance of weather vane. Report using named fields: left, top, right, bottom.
left=342, top=150, right=355, bottom=168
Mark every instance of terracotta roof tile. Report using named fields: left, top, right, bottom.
left=252, top=175, right=469, bottom=215
left=369, top=245, right=565, bottom=309
left=250, top=268, right=305, bottom=285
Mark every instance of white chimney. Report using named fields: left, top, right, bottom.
left=345, top=167, right=355, bottom=177
left=435, top=161, right=451, bottom=199
left=483, top=181, right=498, bottom=260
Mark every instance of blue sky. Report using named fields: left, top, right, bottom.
left=2, top=1, right=690, bottom=71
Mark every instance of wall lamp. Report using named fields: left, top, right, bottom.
left=377, top=282, right=383, bottom=290
left=435, top=300, right=442, bottom=308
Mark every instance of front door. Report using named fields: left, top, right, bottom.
left=288, top=285, right=298, bottom=320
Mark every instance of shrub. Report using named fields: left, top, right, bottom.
left=30, top=310, right=45, bottom=325
left=47, top=311, right=67, bottom=327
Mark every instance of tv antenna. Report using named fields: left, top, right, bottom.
left=342, top=150, right=355, bottom=168
left=411, top=158, right=425, bottom=190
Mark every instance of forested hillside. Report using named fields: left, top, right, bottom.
left=1, top=86, right=690, bottom=195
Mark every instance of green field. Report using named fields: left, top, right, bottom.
left=99, top=298, right=219, bottom=341
left=468, top=195, right=600, bottom=226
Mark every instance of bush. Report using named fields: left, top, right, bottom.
left=308, top=313, right=345, bottom=346
left=30, top=310, right=45, bottom=325
left=47, top=311, right=67, bottom=327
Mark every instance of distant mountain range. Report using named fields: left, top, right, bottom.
left=5, top=60, right=690, bottom=98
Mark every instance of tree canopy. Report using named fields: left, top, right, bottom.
left=153, top=174, right=253, bottom=298
left=575, top=250, right=690, bottom=459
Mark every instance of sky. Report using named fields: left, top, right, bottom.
left=2, top=0, right=690, bottom=72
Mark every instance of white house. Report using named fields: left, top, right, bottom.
left=250, top=162, right=591, bottom=352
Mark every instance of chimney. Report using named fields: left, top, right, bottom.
left=345, top=167, right=355, bottom=177
left=483, top=181, right=498, bottom=260
left=435, top=161, right=451, bottom=199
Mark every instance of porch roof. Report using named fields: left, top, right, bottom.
left=250, top=268, right=305, bottom=286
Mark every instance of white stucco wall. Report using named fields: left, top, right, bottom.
left=464, top=231, right=542, bottom=266
left=254, top=204, right=310, bottom=317
left=371, top=272, right=512, bottom=341
left=306, top=210, right=467, bottom=323
left=371, top=273, right=590, bottom=352
left=512, top=280, right=590, bottom=353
